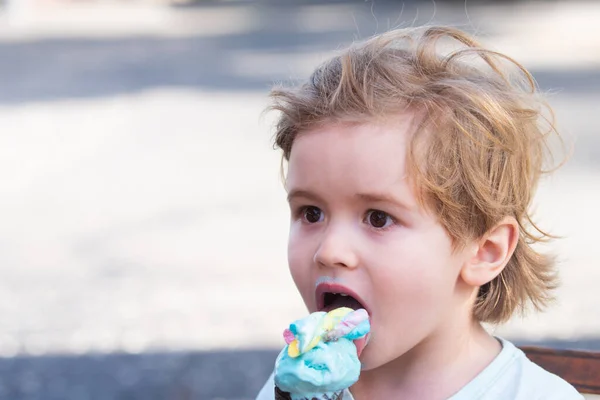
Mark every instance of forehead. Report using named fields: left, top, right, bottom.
left=286, top=115, right=418, bottom=202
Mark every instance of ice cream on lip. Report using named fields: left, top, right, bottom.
left=274, top=307, right=371, bottom=400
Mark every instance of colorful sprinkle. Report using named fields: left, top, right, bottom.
left=283, top=328, right=295, bottom=344
left=288, top=339, right=300, bottom=358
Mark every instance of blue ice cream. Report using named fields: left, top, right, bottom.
left=274, top=308, right=370, bottom=400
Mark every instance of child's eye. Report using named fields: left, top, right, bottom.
left=301, top=206, right=324, bottom=223
left=365, top=209, right=395, bottom=229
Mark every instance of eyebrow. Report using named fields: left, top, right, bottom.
left=355, top=192, right=415, bottom=211
left=286, top=189, right=326, bottom=204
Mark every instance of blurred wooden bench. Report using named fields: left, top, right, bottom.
left=519, top=346, right=600, bottom=394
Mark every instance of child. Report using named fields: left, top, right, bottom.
left=256, top=26, right=582, bottom=399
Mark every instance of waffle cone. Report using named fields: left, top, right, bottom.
left=275, top=386, right=343, bottom=400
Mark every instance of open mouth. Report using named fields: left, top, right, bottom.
left=315, top=282, right=369, bottom=315
left=322, top=292, right=364, bottom=312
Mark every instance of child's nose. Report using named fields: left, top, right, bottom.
left=313, top=227, right=359, bottom=270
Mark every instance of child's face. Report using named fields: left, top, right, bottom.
left=285, top=115, right=475, bottom=370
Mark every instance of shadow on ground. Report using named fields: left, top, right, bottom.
left=0, top=337, right=598, bottom=400
left=1, top=1, right=599, bottom=104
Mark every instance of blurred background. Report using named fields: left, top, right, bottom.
left=0, top=0, right=598, bottom=399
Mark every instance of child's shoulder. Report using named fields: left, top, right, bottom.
left=255, top=372, right=274, bottom=400
left=510, top=345, right=584, bottom=399
left=451, top=337, right=583, bottom=400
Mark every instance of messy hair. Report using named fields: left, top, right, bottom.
left=268, top=26, right=565, bottom=323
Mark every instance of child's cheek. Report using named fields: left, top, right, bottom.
left=287, top=231, right=315, bottom=309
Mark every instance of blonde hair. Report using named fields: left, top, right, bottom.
left=268, top=26, right=565, bottom=323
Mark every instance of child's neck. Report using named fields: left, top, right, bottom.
left=350, top=321, right=501, bottom=400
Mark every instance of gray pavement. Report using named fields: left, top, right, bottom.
left=0, top=349, right=280, bottom=400
left=0, top=1, right=599, bottom=399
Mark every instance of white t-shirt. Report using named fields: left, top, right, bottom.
left=255, top=338, right=583, bottom=400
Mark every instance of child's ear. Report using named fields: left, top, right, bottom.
left=461, top=216, right=519, bottom=287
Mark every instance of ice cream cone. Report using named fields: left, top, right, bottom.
left=275, top=386, right=343, bottom=400
left=274, top=386, right=291, bottom=400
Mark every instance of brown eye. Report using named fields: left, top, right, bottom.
left=303, top=206, right=323, bottom=223
left=366, top=210, right=393, bottom=229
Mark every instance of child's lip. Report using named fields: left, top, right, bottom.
left=354, top=334, right=370, bottom=357
left=314, top=281, right=371, bottom=316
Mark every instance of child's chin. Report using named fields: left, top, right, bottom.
left=358, top=354, right=381, bottom=372
left=356, top=344, right=389, bottom=372
left=355, top=334, right=376, bottom=370
left=358, top=353, right=374, bottom=371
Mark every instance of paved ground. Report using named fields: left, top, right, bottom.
left=0, top=1, right=599, bottom=399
